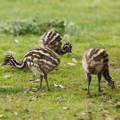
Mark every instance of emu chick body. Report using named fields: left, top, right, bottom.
left=40, top=30, right=72, bottom=55
left=3, top=47, right=60, bottom=91
left=82, top=48, right=115, bottom=94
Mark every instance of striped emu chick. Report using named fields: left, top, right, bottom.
left=2, top=47, right=60, bottom=91
left=40, top=30, right=72, bottom=55
left=82, top=48, right=115, bottom=94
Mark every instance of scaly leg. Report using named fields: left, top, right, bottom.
left=86, top=73, right=91, bottom=95
left=97, top=73, right=102, bottom=92
left=40, top=75, right=43, bottom=89
left=44, top=74, right=50, bottom=91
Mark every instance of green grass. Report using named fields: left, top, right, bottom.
left=0, top=0, right=120, bottom=119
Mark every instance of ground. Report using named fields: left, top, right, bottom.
left=0, top=0, right=120, bottom=120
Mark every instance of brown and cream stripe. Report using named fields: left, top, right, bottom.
left=40, top=30, right=62, bottom=53
left=24, top=47, right=60, bottom=75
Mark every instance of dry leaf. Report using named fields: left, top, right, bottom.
left=54, top=84, right=65, bottom=88
left=81, top=112, right=87, bottom=115
left=2, top=75, right=11, bottom=79
left=29, top=96, right=36, bottom=101
left=59, top=85, right=65, bottom=88
left=63, top=107, right=69, bottom=110
left=0, top=114, right=4, bottom=118
left=54, top=84, right=59, bottom=88
left=29, top=93, right=45, bottom=101
left=15, top=39, right=20, bottom=43
left=72, top=58, right=77, bottom=63
left=25, top=88, right=38, bottom=93
left=67, top=62, right=76, bottom=66
left=13, top=112, right=18, bottom=116
left=31, top=88, right=38, bottom=92
left=34, top=93, right=46, bottom=98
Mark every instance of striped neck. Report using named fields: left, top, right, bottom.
left=10, top=57, right=26, bottom=69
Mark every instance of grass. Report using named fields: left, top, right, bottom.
left=0, top=0, right=120, bottom=119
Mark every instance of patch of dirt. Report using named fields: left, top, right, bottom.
left=110, top=66, right=120, bottom=71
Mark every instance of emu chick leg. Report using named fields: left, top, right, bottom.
left=40, top=75, right=43, bottom=89
left=98, top=73, right=102, bottom=92
left=44, top=74, right=50, bottom=91
left=86, top=73, right=91, bottom=95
